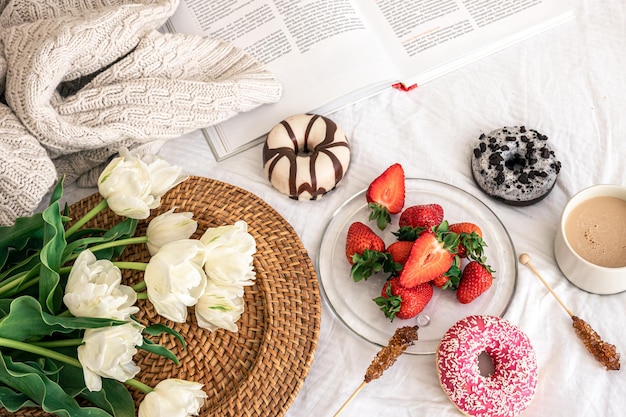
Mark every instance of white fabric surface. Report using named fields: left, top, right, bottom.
left=56, top=0, right=626, bottom=415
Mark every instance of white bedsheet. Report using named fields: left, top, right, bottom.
left=60, top=0, right=626, bottom=415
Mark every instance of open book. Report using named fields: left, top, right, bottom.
left=167, top=0, right=573, bottom=160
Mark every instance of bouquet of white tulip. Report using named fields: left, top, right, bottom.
left=0, top=149, right=256, bottom=416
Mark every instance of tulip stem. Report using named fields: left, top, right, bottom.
left=0, top=337, right=82, bottom=368
left=113, top=261, right=147, bottom=272
left=65, top=199, right=109, bottom=237
left=31, top=338, right=83, bottom=348
left=87, top=236, right=149, bottom=255
left=124, top=378, right=153, bottom=394
left=132, top=281, right=147, bottom=292
left=0, top=266, right=72, bottom=298
left=0, top=337, right=154, bottom=394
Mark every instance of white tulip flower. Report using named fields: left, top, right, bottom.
left=201, top=221, right=256, bottom=291
left=63, top=249, right=138, bottom=321
left=142, top=154, right=187, bottom=200
left=138, top=379, right=207, bottom=417
left=97, top=149, right=156, bottom=219
left=146, top=208, right=197, bottom=256
left=97, top=148, right=187, bottom=219
left=77, top=322, right=144, bottom=392
left=144, top=240, right=208, bottom=322
left=200, top=220, right=256, bottom=258
left=195, top=283, right=244, bottom=332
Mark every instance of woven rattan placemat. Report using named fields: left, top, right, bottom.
left=20, top=176, right=321, bottom=417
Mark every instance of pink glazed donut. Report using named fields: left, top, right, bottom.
left=436, top=315, right=538, bottom=417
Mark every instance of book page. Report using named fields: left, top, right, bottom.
left=169, top=0, right=397, bottom=158
left=355, top=0, right=573, bottom=86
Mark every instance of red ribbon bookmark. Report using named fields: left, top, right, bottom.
left=391, top=82, right=418, bottom=92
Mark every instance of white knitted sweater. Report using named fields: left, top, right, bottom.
left=0, top=0, right=282, bottom=225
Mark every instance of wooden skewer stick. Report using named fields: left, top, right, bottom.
left=333, top=326, right=419, bottom=416
left=518, top=253, right=574, bottom=317
left=333, top=381, right=367, bottom=417
left=519, top=252, right=620, bottom=371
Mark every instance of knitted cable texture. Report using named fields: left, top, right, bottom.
left=0, top=0, right=282, bottom=226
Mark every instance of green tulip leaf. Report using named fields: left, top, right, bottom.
left=139, top=337, right=179, bottom=364
left=0, top=386, right=38, bottom=411
left=0, top=353, right=112, bottom=417
left=48, top=177, right=64, bottom=207
left=40, top=200, right=67, bottom=314
left=0, top=299, right=12, bottom=316
left=143, top=323, right=186, bottom=347
left=0, top=214, right=45, bottom=271
left=63, top=218, right=138, bottom=263
left=80, top=376, right=136, bottom=417
left=0, top=179, right=65, bottom=275
left=0, top=296, right=124, bottom=341
left=57, top=362, right=136, bottom=417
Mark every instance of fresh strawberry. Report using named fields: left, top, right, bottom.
left=449, top=222, right=482, bottom=236
left=386, top=240, right=414, bottom=265
left=431, top=274, right=449, bottom=289
left=397, top=222, right=459, bottom=288
left=432, top=256, right=462, bottom=289
left=366, top=163, right=405, bottom=230
left=345, top=222, right=389, bottom=282
left=449, top=222, right=485, bottom=259
left=393, top=203, right=444, bottom=241
left=456, top=261, right=494, bottom=304
left=345, top=221, right=385, bottom=263
left=374, top=277, right=433, bottom=321
left=399, top=203, right=444, bottom=230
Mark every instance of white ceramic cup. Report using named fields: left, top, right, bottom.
left=554, top=184, right=626, bottom=295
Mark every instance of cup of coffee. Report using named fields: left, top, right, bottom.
left=554, top=184, right=626, bottom=294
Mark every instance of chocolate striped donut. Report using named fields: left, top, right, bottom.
left=263, top=114, right=350, bottom=200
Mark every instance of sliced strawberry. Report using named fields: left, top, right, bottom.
left=449, top=222, right=486, bottom=260
left=366, top=163, right=405, bottom=230
left=397, top=223, right=459, bottom=288
left=374, top=277, right=433, bottom=321
left=456, top=261, right=494, bottom=304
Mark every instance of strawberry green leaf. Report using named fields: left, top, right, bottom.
left=392, top=226, right=423, bottom=241
left=373, top=284, right=401, bottom=321
left=350, top=249, right=391, bottom=282
left=441, top=256, right=462, bottom=290
left=367, top=202, right=391, bottom=230
left=460, top=232, right=488, bottom=262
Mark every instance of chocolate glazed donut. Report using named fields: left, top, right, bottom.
left=263, top=114, right=351, bottom=200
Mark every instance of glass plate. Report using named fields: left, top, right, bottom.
left=317, top=178, right=517, bottom=354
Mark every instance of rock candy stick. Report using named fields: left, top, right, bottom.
left=519, top=253, right=620, bottom=371
left=333, top=325, right=419, bottom=416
